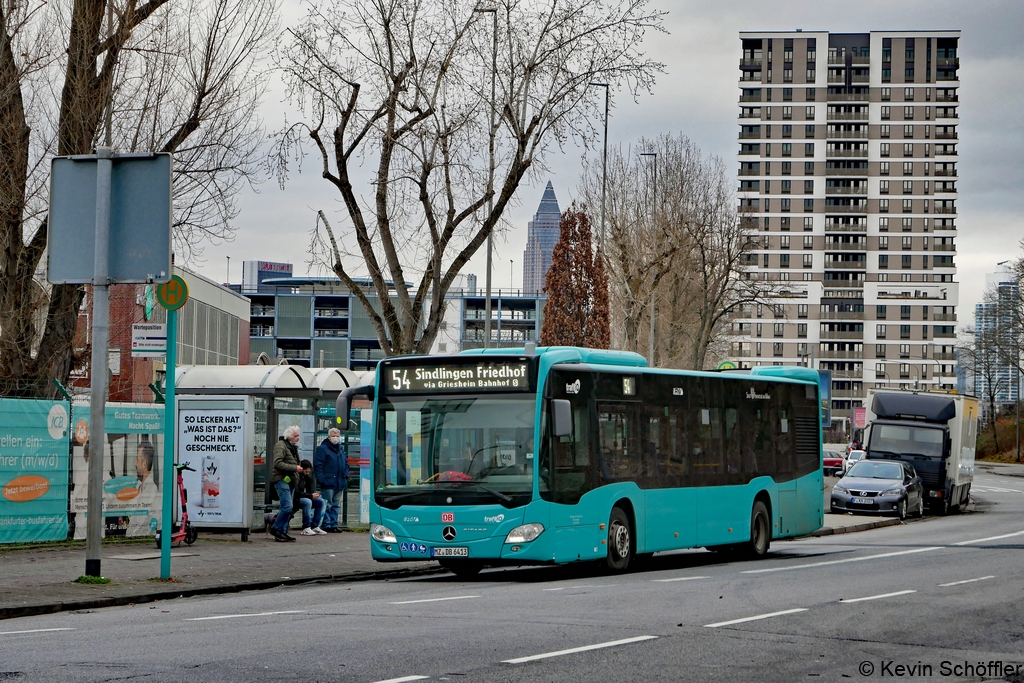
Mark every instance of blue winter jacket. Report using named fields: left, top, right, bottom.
left=314, top=438, right=349, bottom=490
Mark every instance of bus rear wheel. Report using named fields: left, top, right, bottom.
left=743, top=501, right=770, bottom=559
left=605, top=507, right=633, bottom=573
left=439, top=560, right=483, bottom=579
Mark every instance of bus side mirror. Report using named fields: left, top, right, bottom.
left=336, top=384, right=374, bottom=430
left=552, top=399, right=573, bottom=438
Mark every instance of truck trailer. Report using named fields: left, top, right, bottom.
left=864, top=390, right=979, bottom=514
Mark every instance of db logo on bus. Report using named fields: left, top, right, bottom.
left=441, top=512, right=454, bottom=523
left=565, top=379, right=581, bottom=395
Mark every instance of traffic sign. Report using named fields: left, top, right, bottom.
left=157, top=275, right=188, bottom=310
left=717, top=360, right=738, bottom=370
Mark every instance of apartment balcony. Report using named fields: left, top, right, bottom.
left=314, top=329, right=348, bottom=338
left=826, top=186, right=867, bottom=195
left=935, top=149, right=958, bottom=157
left=826, top=148, right=868, bottom=158
left=935, top=111, right=959, bottom=120
left=250, top=306, right=275, bottom=317
left=933, top=223, right=957, bottom=231
left=823, top=278, right=865, bottom=289
left=937, top=58, right=959, bottom=68
left=851, top=55, right=870, bottom=65
left=739, top=168, right=761, bottom=176
left=932, top=244, right=956, bottom=253
left=314, top=308, right=348, bottom=318
left=851, top=74, right=870, bottom=84
left=825, top=242, right=867, bottom=251
left=739, top=131, right=762, bottom=139
left=827, top=111, right=869, bottom=121
left=933, top=330, right=957, bottom=339
left=827, top=130, right=869, bottom=140
left=934, top=352, right=957, bottom=361
left=824, top=223, right=867, bottom=232
left=825, top=167, right=869, bottom=176
left=740, top=94, right=763, bottom=102
left=936, top=74, right=959, bottom=82
left=932, top=313, right=957, bottom=322
left=824, top=260, right=867, bottom=270
left=935, top=131, right=958, bottom=140
left=934, top=169, right=957, bottom=177
left=825, top=204, right=868, bottom=214
left=278, top=349, right=311, bottom=360
left=936, top=93, right=958, bottom=102
left=827, top=74, right=846, bottom=84
left=739, top=148, right=761, bottom=156
left=934, top=206, right=957, bottom=214
left=251, top=326, right=274, bottom=337
left=740, top=58, right=763, bottom=68
left=820, top=330, right=864, bottom=340
left=819, top=349, right=864, bottom=359
left=739, top=111, right=762, bottom=119
left=821, top=311, right=865, bottom=321
left=732, top=349, right=753, bottom=358
left=832, top=388, right=866, bottom=398
left=934, top=186, right=957, bottom=195
left=739, top=73, right=763, bottom=82
left=827, top=55, right=845, bottom=65
left=828, top=92, right=870, bottom=102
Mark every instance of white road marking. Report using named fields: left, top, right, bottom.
left=704, top=608, right=808, bottom=628
left=0, top=627, right=76, bottom=636
left=953, top=529, right=1024, bottom=546
left=542, top=588, right=564, bottom=591
left=743, top=546, right=941, bottom=574
left=840, top=590, right=916, bottom=603
left=653, top=576, right=709, bottom=583
left=940, top=575, right=996, bottom=587
left=185, top=610, right=305, bottom=621
left=390, top=595, right=479, bottom=605
left=371, top=676, right=429, bottom=683
left=973, top=486, right=1022, bottom=493
left=502, top=635, right=658, bottom=664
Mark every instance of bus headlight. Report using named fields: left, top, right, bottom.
left=505, top=523, right=544, bottom=544
left=370, top=524, right=397, bottom=543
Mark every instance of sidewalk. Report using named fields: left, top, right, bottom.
left=976, top=460, right=1024, bottom=478
left=0, top=510, right=920, bottom=621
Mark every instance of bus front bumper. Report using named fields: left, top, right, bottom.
left=370, top=526, right=553, bottom=564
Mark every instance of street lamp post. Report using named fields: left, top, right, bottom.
left=640, top=151, right=657, bottom=364
left=509, top=259, right=513, bottom=295
left=475, top=6, right=497, bottom=349
left=589, top=82, right=610, bottom=251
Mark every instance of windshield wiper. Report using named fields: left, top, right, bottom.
left=378, top=490, right=427, bottom=505
left=442, top=480, right=514, bottom=502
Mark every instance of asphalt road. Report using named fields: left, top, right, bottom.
left=2, top=469, right=1023, bottom=683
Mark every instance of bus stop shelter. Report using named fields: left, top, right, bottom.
left=173, top=365, right=367, bottom=523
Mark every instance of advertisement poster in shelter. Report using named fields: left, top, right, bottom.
left=178, top=408, right=245, bottom=526
left=69, top=404, right=164, bottom=539
left=0, top=399, right=70, bottom=544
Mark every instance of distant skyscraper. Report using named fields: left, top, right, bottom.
left=522, top=181, right=562, bottom=294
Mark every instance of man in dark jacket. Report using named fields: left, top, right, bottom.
left=295, top=459, right=326, bottom=535
left=270, top=425, right=304, bottom=542
left=314, top=427, right=349, bottom=533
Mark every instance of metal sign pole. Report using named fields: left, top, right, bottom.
left=85, top=147, right=112, bottom=577
left=160, top=307, right=177, bottom=578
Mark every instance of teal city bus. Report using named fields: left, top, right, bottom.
left=337, top=346, right=824, bottom=577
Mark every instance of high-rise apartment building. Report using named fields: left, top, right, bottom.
left=731, top=30, right=960, bottom=427
left=522, top=181, right=562, bottom=295
left=973, top=266, right=1019, bottom=416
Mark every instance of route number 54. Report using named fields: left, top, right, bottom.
left=392, top=369, right=410, bottom=390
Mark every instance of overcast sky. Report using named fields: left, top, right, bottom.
left=192, top=0, right=1023, bottom=325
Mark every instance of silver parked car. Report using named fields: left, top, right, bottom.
left=843, top=448, right=866, bottom=475
left=831, top=460, right=925, bottom=520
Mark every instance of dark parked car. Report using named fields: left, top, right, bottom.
left=830, top=460, right=925, bottom=520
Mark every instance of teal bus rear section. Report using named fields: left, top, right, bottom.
left=368, top=347, right=823, bottom=573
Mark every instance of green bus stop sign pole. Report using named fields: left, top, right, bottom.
left=158, top=275, right=187, bottom=579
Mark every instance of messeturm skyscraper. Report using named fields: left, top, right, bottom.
left=522, top=181, right=562, bottom=295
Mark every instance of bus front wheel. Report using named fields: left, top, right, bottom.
left=605, top=507, right=633, bottom=572
left=744, top=501, right=770, bottom=559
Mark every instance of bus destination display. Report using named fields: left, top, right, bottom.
left=384, top=361, right=531, bottom=394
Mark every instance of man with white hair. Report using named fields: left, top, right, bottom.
left=270, top=425, right=305, bottom=542
left=314, top=426, right=349, bottom=533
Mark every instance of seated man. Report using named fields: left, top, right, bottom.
left=294, top=459, right=327, bottom=536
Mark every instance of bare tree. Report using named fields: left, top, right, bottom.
left=0, top=0, right=277, bottom=397
left=579, top=132, right=769, bottom=369
left=960, top=322, right=1007, bottom=452
left=272, top=0, right=664, bottom=357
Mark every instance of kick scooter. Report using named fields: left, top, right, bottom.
left=155, top=462, right=199, bottom=548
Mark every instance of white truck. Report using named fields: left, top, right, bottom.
left=863, top=389, right=979, bottom=514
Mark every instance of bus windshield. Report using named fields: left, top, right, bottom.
left=374, top=395, right=536, bottom=508
left=869, top=423, right=945, bottom=458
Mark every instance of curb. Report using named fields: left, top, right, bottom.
left=0, top=564, right=446, bottom=622
left=809, top=517, right=903, bottom=537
